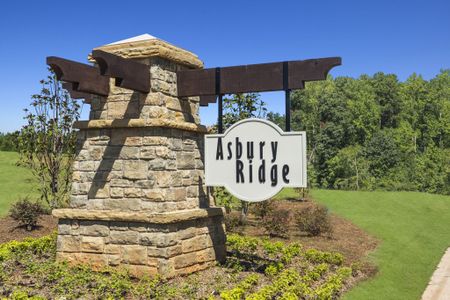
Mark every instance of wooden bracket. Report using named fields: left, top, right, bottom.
left=92, top=50, right=150, bottom=93
left=47, top=57, right=110, bottom=96
left=61, top=82, right=92, bottom=103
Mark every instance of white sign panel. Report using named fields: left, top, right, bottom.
left=205, top=118, right=307, bottom=202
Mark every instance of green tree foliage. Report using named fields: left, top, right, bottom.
left=0, top=131, right=19, bottom=152
left=18, top=70, right=81, bottom=208
left=291, top=70, right=450, bottom=194
left=223, top=93, right=267, bottom=127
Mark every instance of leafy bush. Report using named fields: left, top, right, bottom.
left=224, top=213, right=242, bottom=232
left=295, top=203, right=333, bottom=237
left=262, top=208, right=291, bottom=238
left=304, top=249, right=344, bottom=265
left=0, top=232, right=56, bottom=262
left=9, top=198, right=46, bottom=231
left=220, top=274, right=259, bottom=300
left=251, top=200, right=274, bottom=219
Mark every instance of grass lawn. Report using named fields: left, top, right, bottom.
left=0, top=151, right=37, bottom=216
left=300, top=189, right=450, bottom=300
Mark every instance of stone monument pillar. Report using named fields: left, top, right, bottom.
left=52, top=34, right=226, bottom=277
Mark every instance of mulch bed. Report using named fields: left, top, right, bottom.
left=228, top=199, right=379, bottom=275
left=0, top=215, right=58, bottom=244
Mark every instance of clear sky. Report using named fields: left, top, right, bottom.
left=0, top=0, right=449, bottom=132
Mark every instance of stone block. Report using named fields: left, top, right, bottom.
left=177, top=153, right=196, bottom=169
left=140, top=232, right=158, bottom=246
left=140, top=147, right=156, bottom=160
left=174, top=252, right=197, bottom=269
left=81, top=236, right=105, bottom=253
left=123, top=161, right=147, bottom=179
left=124, top=188, right=143, bottom=198
left=124, top=136, right=142, bottom=146
left=110, top=179, right=133, bottom=187
left=124, top=265, right=158, bottom=278
left=57, top=235, right=81, bottom=252
left=88, top=183, right=110, bottom=199
left=69, top=195, right=88, bottom=208
left=85, top=199, right=104, bottom=210
left=196, top=247, right=217, bottom=263
left=108, top=254, right=121, bottom=266
left=166, top=188, right=186, bottom=202
left=58, top=221, right=72, bottom=235
left=78, top=253, right=108, bottom=270
left=110, top=187, right=124, bottom=198
left=135, top=180, right=155, bottom=189
left=120, top=146, right=140, bottom=159
left=80, top=222, right=109, bottom=237
left=105, top=198, right=141, bottom=211
left=181, top=235, right=208, bottom=253
left=186, top=186, right=199, bottom=198
left=148, top=159, right=167, bottom=170
left=105, top=244, right=122, bottom=254
left=72, top=182, right=90, bottom=195
left=90, top=146, right=105, bottom=160
left=143, top=136, right=168, bottom=146
left=109, top=230, right=139, bottom=244
left=143, top=189, right=165, bottom=201
left=123, top=245, right=147, bottom=265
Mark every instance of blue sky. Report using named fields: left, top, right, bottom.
left=0, top=0, right=449, bottom=132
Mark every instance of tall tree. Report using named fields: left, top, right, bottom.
left=370, top=72, right=401, bottom=128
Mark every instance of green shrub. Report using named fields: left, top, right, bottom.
left=220, top=274, right=259, bottom=300
left=251, top=200, right=274, bottom=219
left=304, top=249, right=344, bottom=266
left=224, top=213, right=242, bottom=232
left=9, top=198, right=46, bottom=231
left=295, top=203, right=332, bottom=237
left=0, top=233, right=56, bottom=262
left=262, top=208, right=291, bottom=238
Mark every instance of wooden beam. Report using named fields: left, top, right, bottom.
left=177, top=57, right=341, bottom=104
left=61, top=82, right=92, bottom=103
left=92, top=50, right=150, bottom=93
left=47, top=57, right=110, bottom=96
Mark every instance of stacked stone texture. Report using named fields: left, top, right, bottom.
left=53, top=39, right=226, bottom=277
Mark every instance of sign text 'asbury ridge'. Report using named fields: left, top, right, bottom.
left=205, top=119, right=307, bottom=202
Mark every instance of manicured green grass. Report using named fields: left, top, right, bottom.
left=0, top=151, right=37, bottom=216
left=306, top=189, right=450, bottom=300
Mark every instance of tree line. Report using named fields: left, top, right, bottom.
left=269, top=70, right=449, bottom=195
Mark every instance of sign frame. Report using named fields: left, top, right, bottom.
left=205, top=118, right=307, bottom=202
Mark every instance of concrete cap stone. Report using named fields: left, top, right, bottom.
left=89, top=34, right=203, bottom=69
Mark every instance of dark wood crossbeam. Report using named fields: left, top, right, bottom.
left=61, top=82, right=92, bottom=103
left=177, top=57, right=341, bottom=106
left=47, top=57, right=110, bottom=96
left=92, top=50, right=150, bottom=93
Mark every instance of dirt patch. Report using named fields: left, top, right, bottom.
left=0, top=215, right=57, bottom=244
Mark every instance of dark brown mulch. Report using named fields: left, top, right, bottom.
left=0, top=215, right=58, bottom=244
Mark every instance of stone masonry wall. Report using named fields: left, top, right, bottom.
left=57, top=215, right=226, bottom=277
left=71, top=126, right=209, bottom=213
